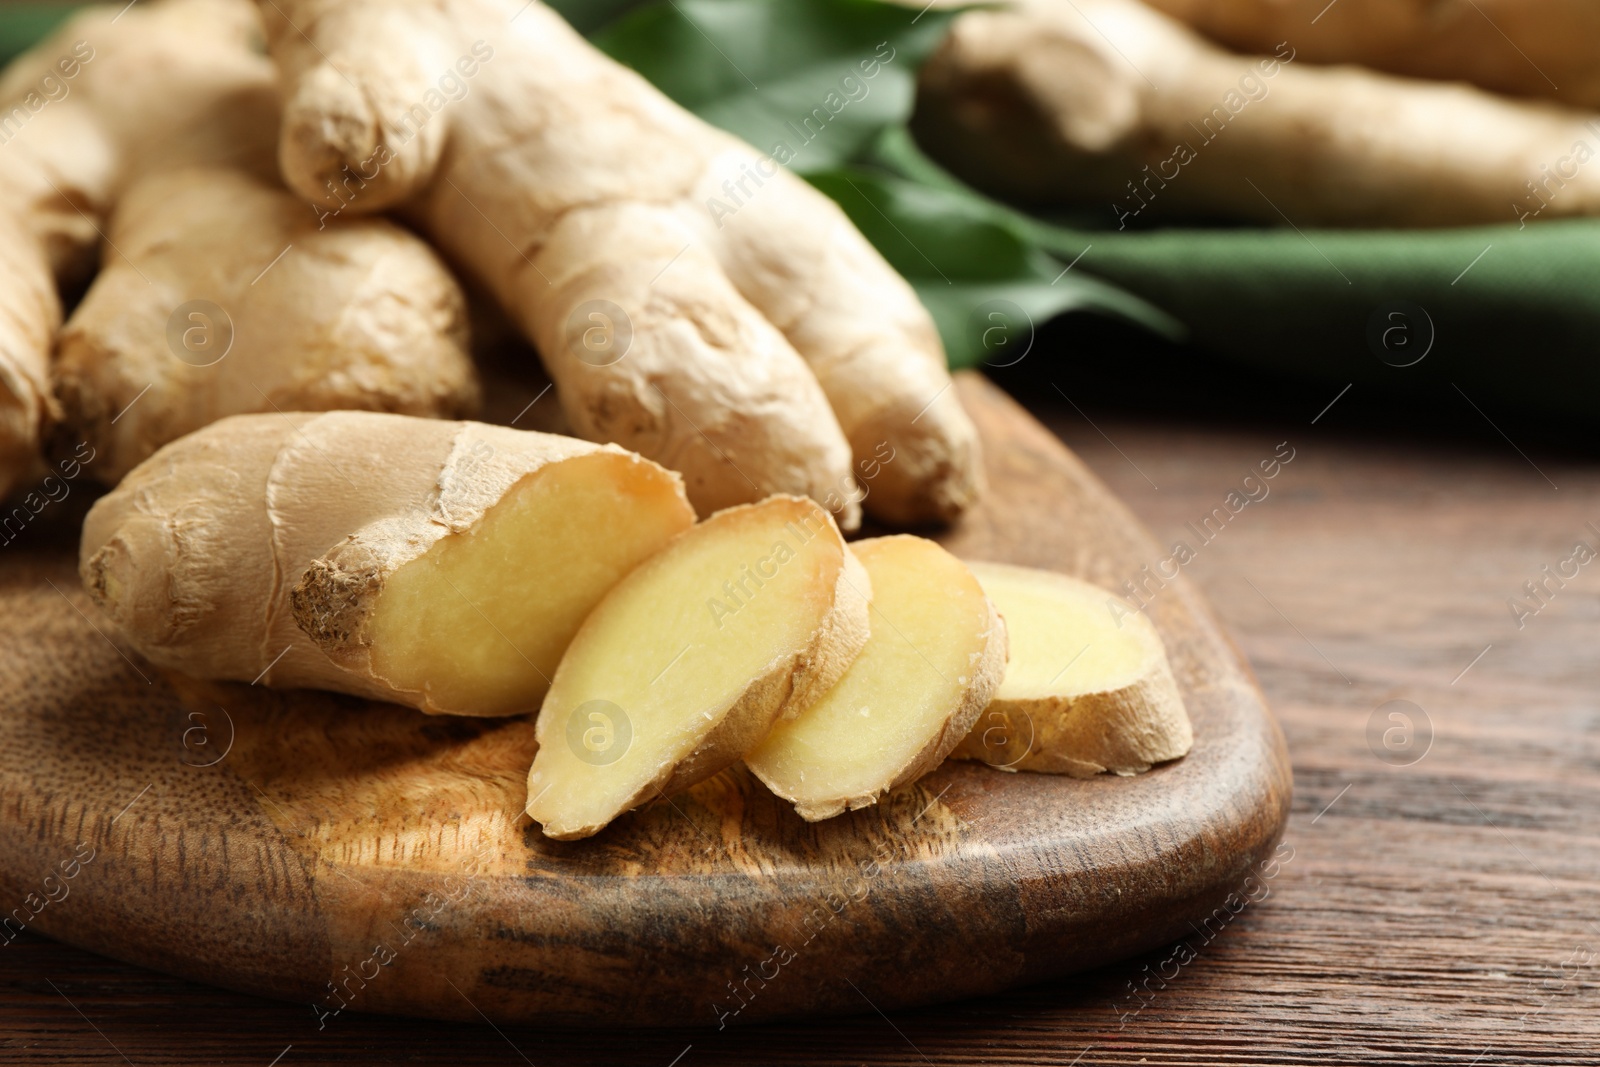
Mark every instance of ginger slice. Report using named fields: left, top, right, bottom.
left=952, top=562, right=1192, bottom=776
left=338, top=452, right=696, bottom=717
left=525, top=496, right=869, bottom=840
left=745, top=536, right=1007, bottom=821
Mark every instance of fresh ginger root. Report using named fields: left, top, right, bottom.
left=526, top=496, right=869, bottom=839
left=1142, top=0, right=1600, bottom=111
left=55, top=166, right=477, bottom=483
left=253, top=0, right=982, bottom=529
left=0, top=0, right=280, bottom=497
left=0, top=193, right=58, bottom=501
left=914, top=0, right=1600, bottom=227
left=81, top=412, right=694, bottom=716
left=952, top=562, right=1191, bottom=776
left=0, top=0, right=478, bottom=493
left=746, top=536, right=1006, bottom=821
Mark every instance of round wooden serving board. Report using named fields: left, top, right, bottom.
left=0, top=373, right=1290, bottom=1028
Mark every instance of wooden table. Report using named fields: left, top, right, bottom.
left=4, top=359, right=1597, bottom=1065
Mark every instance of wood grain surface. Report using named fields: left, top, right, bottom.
left=4, top=363, right=1593, bottom=1065
left=0, top=372, right=1288, bottom=1037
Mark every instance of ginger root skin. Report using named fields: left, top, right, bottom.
left=0, top=0, right=481, bottom=497
left=53, top=166, right=478, bottom=484
left=1143, top=0, right=1600, bottom=111
left=952, top=562, right=1192, bottom=777
left=526, top=495, right=870, bottom=840
left=256, top=0, right=982, bottom=528
left=0, top=202, right=60, bottom=501
left=0, top=0, right=277, bottom=498
left=914, top=0, right=1600, bottom=228
left=80, top=412, right=693, bottom=716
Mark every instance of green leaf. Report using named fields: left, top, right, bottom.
left=592, top=0, right=957, bottom=173
left=591, top=0, right=1174, bottom=365
left=0, top=5, right=79, bottom=65
left=810, top=166, right=1183, bottom=367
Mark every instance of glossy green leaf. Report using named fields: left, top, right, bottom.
left=593, top=0, right=958, bottom=173
left=0, top=0, right=1180, bottom=373
left=0, top=5, right=78, bottom=64
left=591, top=0, right=1175, bottom=365
left=810, top=165, right=1182, bottom=367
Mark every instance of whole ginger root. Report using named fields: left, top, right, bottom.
left=0, top=0, right=279, bottom=499
left=0, top=0, right=478, bottom=494
left=1142, top=0, right=1600, bottom=111
left=54, top=163, right=476, bottom=483
left=0, top=187, right=58, bottom=501
left=913, top=0, right=1600, bottom=228
left=253, top=0, right=983, bottom=528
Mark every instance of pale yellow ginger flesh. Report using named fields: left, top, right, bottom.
left=953, top=562, right=1192, bottom=777
left=361, top=453, right=697, bottom=716
left=526, top=496, right=870, bottom=840
left=746, top=536, right=1006, bottom=821
left=82, top=412, right=693, bottom=718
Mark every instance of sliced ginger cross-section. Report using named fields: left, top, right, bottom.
left=315, top=450, right=698, bottom=717
left=746, top=536, right=1008, bottom=821
left=525, top=496, right=870, bottom=840
left=82, top=412, right=695, bottom=718
left=952, top=562, right=1192, bottom=776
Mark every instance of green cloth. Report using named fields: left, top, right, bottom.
left=846, top=126, right=1600, bottom=417
left=1040, top=220, right=1600, bottom=420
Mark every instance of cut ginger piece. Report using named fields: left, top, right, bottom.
left=324, top=451, right=696, bottom=717
left=82, top=412, right=695, bottom=718
left=952, top=562, right=1192, bottom=776
left=745, top=536, right=1008, bottom=821
left=525, top=496, right=870, bottom=840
